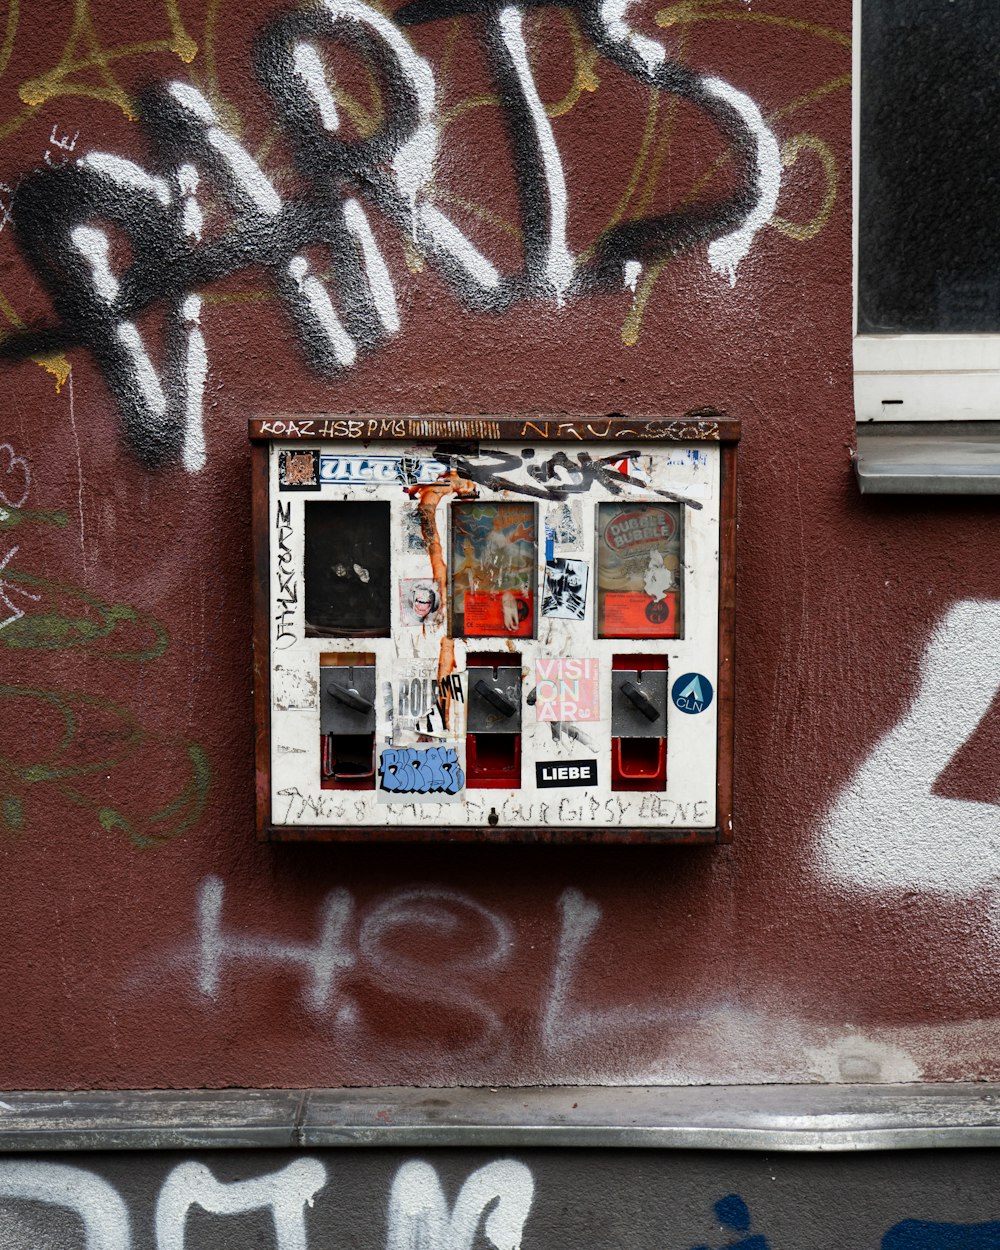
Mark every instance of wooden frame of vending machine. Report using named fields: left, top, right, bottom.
left=250, top=414, right=738, bottom=844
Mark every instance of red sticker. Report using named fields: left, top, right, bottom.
left=463, top=592, right=533, bottom=637
left=601, top=591, right=679, bottom=638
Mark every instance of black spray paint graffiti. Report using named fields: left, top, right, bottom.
left=1, top=0, right=779, bottom=469
left=434, top=444, right=703, bottom=507
left=275, top=498, right=298, bottom=650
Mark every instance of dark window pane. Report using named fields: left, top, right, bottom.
left=858, top=0, right=1000, bottom=333
left=305, top=501, right=391, bottom=636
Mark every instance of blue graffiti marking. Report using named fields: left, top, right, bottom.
left=379, top=746, right=465, bottom=795
left=690, top=1195, right=771, bottom=1250
left=883, top=1220, right=1000, bottom=1249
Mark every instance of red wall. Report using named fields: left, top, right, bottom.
left=6, top=1, right=992, bottom=1091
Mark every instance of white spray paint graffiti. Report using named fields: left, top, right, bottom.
left=0, top=443, right=40, bottom=633
left=388, top=1160, right=534, bottom=1250
left=2, top=0, right=782, bottom=470
left=542, top=888, right=693, bottom=1051
left=155, top=1158, right=327, bottom=1250
left=4, top=1152, right=1000, bottom=1249
left=162, top=875, right=700, bottom=1061
left=0, top=1161, right=131, bottom=1250
left=0, top=1157, right=534, bottom=1250
left=496, top=5, right=574, bottom=305
left=818, top=599, right=1000, bottom=899
left=190, top=877, right=513, bottom=1046
left=195, top=874, right=356, bottom=1012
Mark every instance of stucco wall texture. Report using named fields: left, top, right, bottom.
left=3, top=1, right=994, bottom=1092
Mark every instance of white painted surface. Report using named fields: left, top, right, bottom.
left=703, top=77, right=782, bottom=286
left=805, top=1034, right=921, bottom=1084
left=115, top=323, right=167, bottom=418
left=180, top=295, right=207, bottom=473
left=70, top=226, right=120, bottom=304
left=344, top=199, right=401, bottom=334
left=168, top=81, right=283, bottom=216
left=78, top=154, right=171, bottom=207
left=288, top=255, right=357, bottom=367
left=818, top=599, right=1000, bottom=895
left=598, top=0, right=667, bottom=72
left=293, top=41, right=341, bottom=131
left=497, top=6, right=575, bottom=302
left=854, top=335, right=1000, bottom=421
left=388, top=1160, right=534, bottom=1250
left=0, top=1159, right=533, bottom=1250
left=167, top=80, right=216, bottom=124
left=155, top=1159, right=327, bottom=1250
left=417, top=205, right=502, bottom=290
left=0, top=1162, right=131, bottom=1250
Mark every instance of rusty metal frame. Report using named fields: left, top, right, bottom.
left=250, top=413, right=739, bottom=844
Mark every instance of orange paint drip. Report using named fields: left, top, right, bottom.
left=438, top=635, right=456, bottom=687
left=408, top=471, right=477, bottom=614
left=407, top=471, right=475, bottom=730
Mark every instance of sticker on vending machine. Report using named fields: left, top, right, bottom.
left=392, top=660, right=465, bottom=742
left=463, top=591, right=533, bottom=636
left=596, top=503, right=682, bottom=639
left=535, top=658, right=600, bottom=722
left=450, top=502, right=537, bottom=637
left=400, top=578, right=443, bottom=627
left=278, top=448, right=320, bottom=490
left=541, top=559, right=588, bottom=620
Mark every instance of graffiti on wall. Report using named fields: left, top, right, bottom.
left=157, top=877, right=704, bottom=1059
left=138, top=869, right=943, bottom=1083
left=0, top=2, right=846, bottom=468
left=0, top=437, right=210, bottom=844
left=0, top=1159, right=997, bottom=1249
left=817, top=600, right=1000, bottom=910
left=0, top=1156, right=533, bottom=1250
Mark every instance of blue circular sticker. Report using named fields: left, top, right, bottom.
left=671, top=672, right=713, bottom=714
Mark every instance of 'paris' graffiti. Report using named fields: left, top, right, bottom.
left=0, top=0, right=780, bottom=469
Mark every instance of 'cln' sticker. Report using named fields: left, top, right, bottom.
left=671, top=672, right=713, bottom=714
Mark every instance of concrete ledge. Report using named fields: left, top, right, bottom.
left=3, top=1085, right=1000, bottom=1152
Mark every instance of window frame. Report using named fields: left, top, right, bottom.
left=852, top=0, right=1000, bottom=424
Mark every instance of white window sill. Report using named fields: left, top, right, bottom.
left=855, top=335, right=1000, bottom=423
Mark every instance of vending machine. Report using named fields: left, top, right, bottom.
left=251, top=413, right=737, bottom=843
